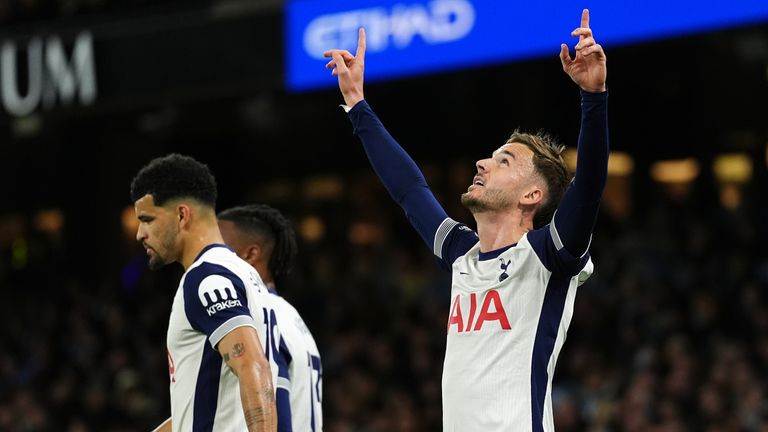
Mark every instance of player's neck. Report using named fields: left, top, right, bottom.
left=181, top=224, right=225, bottom=270
left=474, top=210, right=533, bottom=253
left=254, top=263, right=275, bottom=290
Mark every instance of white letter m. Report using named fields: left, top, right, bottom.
left=198, top=275, right=238, bottom=307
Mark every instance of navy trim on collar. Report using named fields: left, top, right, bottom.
left=478, top=244, right=516, bottom=261
left=194, top=243, right=229, bottom=263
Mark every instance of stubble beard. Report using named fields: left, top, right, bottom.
left=460, top=187, right=513, bottom=214
left=147, top=226, right=179, bottom=270
left=147, top=252, right=169, bottom=270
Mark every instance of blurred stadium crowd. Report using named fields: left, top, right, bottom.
left=0, top=1, right=766, bottom=431
left=1, top=156, right=767, bottom=431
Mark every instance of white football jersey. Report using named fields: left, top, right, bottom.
left=434, top=219, right=593, bottom=432
left=166, top=244, right=278, bottom=432
left=271, top=292, right=323, bottom=431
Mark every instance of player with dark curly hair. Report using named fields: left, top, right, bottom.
left=131, top=154, right=277, bottom=432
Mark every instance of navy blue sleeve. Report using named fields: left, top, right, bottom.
left=275, top=338, right=293, bottom=432
left=527, top=227, right=591, bottom=276
left=436, top=222, right=480, bottom=269
left=270, top=311, right=293, bottom=432
left=347, top=101, right=448, bottom=248
left=552, top=91, right=609, bottom=258
left=276, top=388, right=293, bottom=432
left=183, top=263, right=257, bottom=349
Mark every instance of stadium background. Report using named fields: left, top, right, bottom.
left=0, top=0, right=767, bottom=430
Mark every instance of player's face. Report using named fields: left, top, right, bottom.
left=461, top=143, right=537, bottom=213
left=134, top=195, right=181, bottom=270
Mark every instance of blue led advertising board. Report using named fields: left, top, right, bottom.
left=286, top=0, right=768, bottom=91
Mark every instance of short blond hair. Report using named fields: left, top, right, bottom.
left=506, top=131, right=570, bottom=228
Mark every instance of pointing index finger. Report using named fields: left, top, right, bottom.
left=356, top=27, right=366, bottom=62
left=581, top=9, right=590, bottom=29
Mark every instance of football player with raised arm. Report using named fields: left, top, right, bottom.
left=325, top=9, right=608, bottom=431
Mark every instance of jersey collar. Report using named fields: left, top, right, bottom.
left=478, top=243, right=516, bottom=261
left=193, top=243, right=229, bottom=263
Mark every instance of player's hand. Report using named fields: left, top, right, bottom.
left=559, top=9, right=606, bottom=93
left=324, top=28, right=366, bottom=108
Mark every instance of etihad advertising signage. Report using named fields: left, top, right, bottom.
left=285, top=0, right=768, bottom=91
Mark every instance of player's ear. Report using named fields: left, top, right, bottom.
left=520, top=187, right=543, bottom=206
left=177, top=204, right=192, bottom=228
left=242, top=244, right=262, bottom=267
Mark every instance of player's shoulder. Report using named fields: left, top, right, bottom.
left=195, top=244, right=242, bottom=268
left=270, top=292, right=317, bottom=340
left=438, top=219, right=477, bottom=241
left=183, top=244, right=250, bottom=291
left=436, top=217, right=480, bottom=266
left=270, top=293, right=305, bottom=323
left=519, top=225, right=550, bottom=250
left=523, top=224, right=593, bottom=276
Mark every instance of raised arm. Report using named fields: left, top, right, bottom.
left=324, top=29, right=453, bottom=252
left=553, top=9, right=609, bottom=258
left=218, top=326, right=277, bottom=432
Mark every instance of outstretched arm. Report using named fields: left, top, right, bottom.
left=553, top=9, right=609, bottom=258
left=324, top=29, right=454, bottom=253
